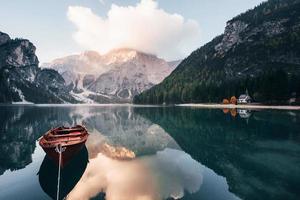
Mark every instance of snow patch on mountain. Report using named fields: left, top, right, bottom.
left=11, top=87, right=33, bottom=104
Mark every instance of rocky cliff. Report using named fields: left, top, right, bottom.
left=0, top=31, right=77, bottom=103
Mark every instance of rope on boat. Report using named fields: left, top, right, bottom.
left=55, top=144, right=66, bottom=200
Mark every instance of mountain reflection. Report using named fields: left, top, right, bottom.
left=135, top=107, right=300, bottom=200
left=0, top=106, right=179, bottom=175
left=80, top=106, right=180, bottom=156
left=1, top=105, right=299, bottom=200
left=0, top=106, right=73, bottom=175
left=1, top=105, right=219, bottom=200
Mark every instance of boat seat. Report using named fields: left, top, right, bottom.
left=49, top=131, right=84, bottom=138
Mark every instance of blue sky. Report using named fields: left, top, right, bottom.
left=0, top=0, right=265, bottom=63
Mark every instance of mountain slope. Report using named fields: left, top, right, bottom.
left=0, top=31, right=77, bottom=103
left=134, top=0, right=300, bottom=105
left=43, top=48, right=178, bottom=103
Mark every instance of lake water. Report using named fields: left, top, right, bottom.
left=0, top=105, right=299, bottom=200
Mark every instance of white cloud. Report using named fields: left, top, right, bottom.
left=99, top=0, right=105, bottom=5
left=67, top=0, right=201, bottom=60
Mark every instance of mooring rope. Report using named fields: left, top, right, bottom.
left=55, top=144, right=66, bottom=200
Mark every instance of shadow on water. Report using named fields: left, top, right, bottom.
left=38, top=145, right=89, bottom=200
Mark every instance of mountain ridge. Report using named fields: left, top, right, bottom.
left=42, top=48, right=179, bottom=103
left=134, top=0, right=300, bottom=105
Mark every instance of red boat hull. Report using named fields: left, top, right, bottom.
left=42, top=142, right=85, bottom=168
left=39, top=125, right=89, bottom=167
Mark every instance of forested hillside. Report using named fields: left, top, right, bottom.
left=134, top=0, right=300, bottom=105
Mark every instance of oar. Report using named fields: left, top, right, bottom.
left=55, top=144, right=66, bottom=200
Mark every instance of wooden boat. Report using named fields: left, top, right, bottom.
left=39, top=125, right=89, bottom=168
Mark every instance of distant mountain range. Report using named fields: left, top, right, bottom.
left=134, top=0, right=300, bottom=105
left=1, top=0, right=300, bottom=105
left=42, top=49, right=178, bottom=103
left=0, top=32, right=178, bottom=103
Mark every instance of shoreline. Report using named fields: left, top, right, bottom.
left=176, top=103, right=300, bottom=110
left=1, top=103, right=300, bottom=110
left=0, top=103, right=161, bottom=108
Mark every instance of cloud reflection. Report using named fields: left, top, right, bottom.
left=67, top=148, right=203, bottom=200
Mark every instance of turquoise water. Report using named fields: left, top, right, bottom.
left=0, top=105, right=299, bottom=200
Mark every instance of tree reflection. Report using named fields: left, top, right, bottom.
left=135, top=107, right=300, bottom=200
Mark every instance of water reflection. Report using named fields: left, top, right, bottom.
left=0, top=106, right=72, bottom=175
left=136, top=107, right=300, bottom=200
left=39, top=146, right=88, bottom=200
left=68, top=148, right=203, bottom=200
left=0, top=106, right=179, bottom=175
left=222, top=108, right=253, bottom=119
left=83, top=108, right=180, bottom=156
left=0, top=105, right=299, bottom=200
left=237, top=109, right=252, bottom=119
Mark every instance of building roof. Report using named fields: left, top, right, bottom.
left=239, top=94, right=250, bottom=99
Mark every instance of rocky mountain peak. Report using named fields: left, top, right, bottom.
left=43, top=48, right=180, bottom=103
left=0, top=32, right=10, bottom=46
left=103, top=48, right=140, bottom=64
left=103, top=48, right=162, bottom=65
left=0, top=35, right=39, bottom=68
